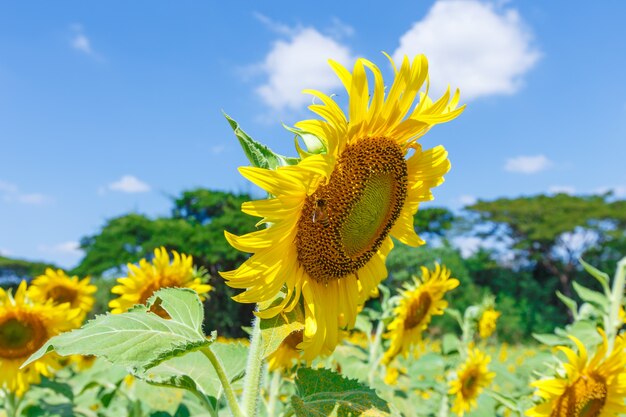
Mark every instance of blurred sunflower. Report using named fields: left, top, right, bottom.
left=478, top=308, right=501, bottom=339
left=0, top=281, right=78, bottom=396
left=381, top=264, right=458, bottom=364
left=28, top=268, right=96, bottom=324
left=527, top=331, right=626, bottom=417
left=109, top=247, right=212, bottom=316
left=267, top=329, right=304, bottom=371
left=449, top=347, right=495, bottom=416
left=222, top=54, right=463, bottom=360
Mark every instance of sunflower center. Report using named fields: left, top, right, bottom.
left=0, top=315, right=47, bottom=359
left=404, top=292, right=432, bottom=330
left=553, top=374, right=607, bottom=417
left=295, top=137, right=408, bottom=284
left=48, top=285, right=78, bottom=305
left=461, top=370, right=479, bottom=398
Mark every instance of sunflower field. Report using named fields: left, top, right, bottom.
left=2, top=54, right=626, bottom=417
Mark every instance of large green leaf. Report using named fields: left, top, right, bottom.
left=137, top=341, right=248, bottom=401
left=259, top=298, right=305, bottom=359
left=24, top=288, right=210, bottom=372
left=224, top=113, right=299, bottom=170
left=290, top=368, right=390, bottom=417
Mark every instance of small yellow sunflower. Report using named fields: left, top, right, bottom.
left=222, top=54, right=463, bottom=360
left=0, top=281, right=79, bottom=396
left=449, top=347, right=495, bottom=416
left=28, top=268, right=96, bottom=324
left=527, top=331, right=626, bottom=417
left=267, top=330, right=304, bottom=371
left=109, top=247, right=212, bottom=315
left=478, top=308, right=501, bottom=339
left=381, top=264, right=459, bottom=364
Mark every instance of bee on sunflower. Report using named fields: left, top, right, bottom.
left=0, top=281, right=79, bottom=396
left=222, top=54, right=464, bottom=360
left=381, top=264, right=459, bottom=364
left=109, top=247, right=212, bottom=316
left=28, top=268, right=96, bottom=325
left=527, top=330, right=626, bottom=417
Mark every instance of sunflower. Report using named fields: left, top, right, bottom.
left=381, top=264, right=458, bottom=364
left=0, top=281, right=79, bottom=396
left=478, top=308, right=501, bottom=339
left=222, top=54, right=463, bottom=360
left=527, top=331, right=626, bottom=417
left=109, top=247, right=213, bottom=315
left=28, top=268, right=96, bottom=324
left=449, top=347, right=495, bottom=416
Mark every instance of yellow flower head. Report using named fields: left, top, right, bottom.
left=382, top=264, right=459, bottom=364
left=267, top=329, right=304, bottom=371
left=478, top=308, right=501, bottom=339
left=527, top=330, right=626, bottom=417
left=0, top=281, right=79, bottom=396
left=109, top=247, right=213, bottom=315
left=449, top=347, right=495, bottom=416
left=222, top=54, right=463, bottom=360
left=28, top=268, right=96, bottom=325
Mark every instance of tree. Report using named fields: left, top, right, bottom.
left=73, top=189, right=258, bottom=336
left=468, top=194, right=626, bottom=309
left=0, top=256, right=56, bottom=288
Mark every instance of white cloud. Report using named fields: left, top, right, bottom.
left=38, top=241, right=82, bottom=255
left=16, top=193, right=48, bottom=205
left=0, top=248, right=12, bottom=257
left=549, top=185, right=575, bottom=195
left=458, top=194, right=477, bottom=206
left=108, top=175, right=151, bottom=193
left=210, top=144, right=226, bottom=155
left=505, top=154, right=551, bottom=174
left=453, top=236, right=482, bottom=257
left=393, top=0, right=540, bottom=101
left=71, top=33, right=92, bottom=54
left=256, top=27, right=354, bottom=111
left=0, top=180, right=18, bottom=193
left=0, top=180, right=50, bottom=205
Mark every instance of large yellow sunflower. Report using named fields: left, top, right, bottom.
left=0, top=281, right=79, bottom=396
left=527, top=331, right=626, bottom=417
left=478, top=308, right=501, bottom=339
left=222, top=54, right=463, bottom=360
left=28, top=268, right=96, bottom=325
left=381, top=264, right=459, bottom=364
left=109, top=247, right=213, bottom=315
left=449, top=347, right=495, bottom=416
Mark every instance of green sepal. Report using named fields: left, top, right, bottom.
left=224, top=112, right=299, bottom=169
left=283, top=124, right=327, bottom=158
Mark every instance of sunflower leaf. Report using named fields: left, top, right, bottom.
left=259, top=293, right=305, bottom=358
left=136, top=341, right=248, bottom=403
left=23, top=288, right=211, bottom=372
left=288, top=368, right=390, bottom=417
left=224, top=112, right=299, bottom=169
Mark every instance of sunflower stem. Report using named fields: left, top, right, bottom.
left=368, top=319, right=385, bottom=385
left=607, top=257, right=626, bottom=351
left=241, top=313, right=264, bottom=417
left=266, top=369, right=281, bottom=417
left=4, top=390, right=19, bottom=417
left=201, top=346, right=245, bottom=417
left=436, top=390, right=449, bottom=417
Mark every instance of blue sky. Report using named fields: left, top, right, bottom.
left=1, top=1, right=625, bottom=268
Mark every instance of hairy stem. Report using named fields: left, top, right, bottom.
left=241, top=314, right=264, bottom=417
left=202, top=346, right=245, bottom=417
left=266, top=369, right=281, bottom=417
left=368, top=319, right=385, bottom=385
left=608, top=257, right=626, bottom=351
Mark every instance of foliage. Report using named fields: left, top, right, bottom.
left=0, top=256, right=56, bottom=288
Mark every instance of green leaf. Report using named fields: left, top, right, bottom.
left=283, top=124, right=327, bottom=157
left=445, top=308, right=463, bottom=326
left=556, top=291, right=578, bottom=319
left=579, top=258, right=610, bottom=293
left=289, top=368, right=390, bottom=417
left=24, top=288, right=210, bottom=371
left=224, top=113, right=299, bottom=169
left=442, top=333, right=461, bottom=355
left=532, top=333, right=567, bottom=346
left=572, top=282, right=608, bottom=311
left=137, top=341, right=248, bottom=401
left=259, top=295, right=305, bottom=358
